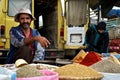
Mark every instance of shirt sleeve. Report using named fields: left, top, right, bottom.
left=10, top=27, right=24, bottom=47
left=34, top=29, right=41, bottom=36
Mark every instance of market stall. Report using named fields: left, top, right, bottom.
left=1, top=50, right=120, bottom=80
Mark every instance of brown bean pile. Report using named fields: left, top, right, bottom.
left=54, top=63, right=103, bottom=79
left=16, top=65, right=44, bottom=78
left=90, top=59, right=120, bottom=73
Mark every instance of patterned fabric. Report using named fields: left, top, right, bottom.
left=5, top=25, right=44, bottom=63
left=84, top=24, right=109, bottom=53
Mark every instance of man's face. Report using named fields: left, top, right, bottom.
left=19, top=13, right=32, bottom=29
left=98, top=29, right=104, bottom=33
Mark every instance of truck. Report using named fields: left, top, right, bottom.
left=0, top=0, right=89, bottom=63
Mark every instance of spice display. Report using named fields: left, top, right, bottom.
left=54, top=63, right=103, bottom=80
left=90, top=59, right=120, bottom=73
left=80, top=51, right=102, bottom=66
left=16, top=65, right=44, bottom=78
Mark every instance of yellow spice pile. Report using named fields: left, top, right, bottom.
left=54, top=63, right=103, bottom=78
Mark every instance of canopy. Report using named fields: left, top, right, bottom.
left=106, top=9, right=120, bottom=17
left=90, top=0, right=120, bottom=17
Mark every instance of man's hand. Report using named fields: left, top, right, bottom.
left=34, top=36, right=50, bottom=48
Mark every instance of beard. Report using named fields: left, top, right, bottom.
left=21, top=22, right=30, bottom=29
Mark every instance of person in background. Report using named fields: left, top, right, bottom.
left=5, top=8, right=50, bottom=64
left=84, top=21, right=109, bottom=54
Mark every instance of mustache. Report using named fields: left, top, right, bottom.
left=22, top=22, right=30, bottom=25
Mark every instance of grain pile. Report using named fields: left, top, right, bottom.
left=118, top=58, right=120, bottom=61
left=35, top=64, right=59, bottom=70
left=54, top=63, right=103, bottom=80
left=90, top=59, right=120, bottom=73
left=16, top=65, right=44, bottom=78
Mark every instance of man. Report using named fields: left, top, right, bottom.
left=84, top=21, right=109, bottom=54
left=5, top=8, right=50, bottom=64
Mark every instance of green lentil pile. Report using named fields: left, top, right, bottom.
left=16, top=65, right=44, bottom=78
left=54, top=63, right=103, bottom=80
left=90, top=59, right=120, bottom=73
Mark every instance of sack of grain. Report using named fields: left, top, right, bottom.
left=111, top=53, right=120, bottom=62
left=108, top=54, right=120, bottom=65
left=17, top=70, right=58, bottom=80
left=30, top=63, right=59, bottom=70
left=54, top=63, right=103, bottom=80
left=90, top=59, right=120, bottom=73
left=16, top=65, right=59, bottom=80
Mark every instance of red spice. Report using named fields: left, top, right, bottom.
left=80, top=51, right=102, bottom=66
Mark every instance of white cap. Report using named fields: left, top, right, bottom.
left=14, top=8, right=35, bottom=22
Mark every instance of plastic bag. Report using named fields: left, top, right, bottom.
left=0, top=66, right=16, bottom=80
left=33, top=43, right=45, bottom=61
left=72, top=49, right=87, bottom=63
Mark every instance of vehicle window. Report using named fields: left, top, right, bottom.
left=8, top=0, right=32, bottom=16
left=66, top=0, right=87, bottom=26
